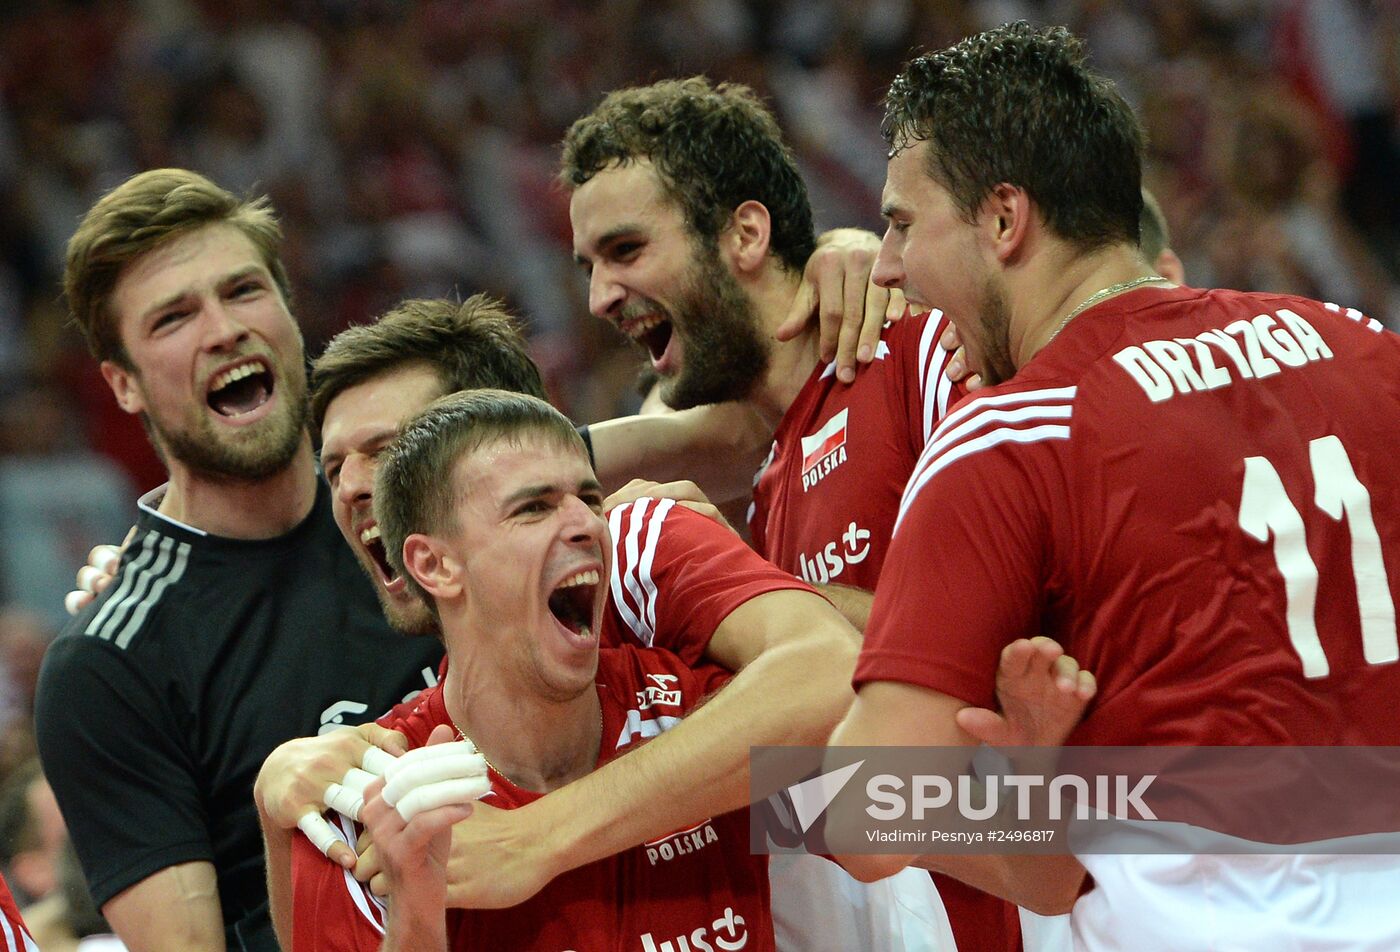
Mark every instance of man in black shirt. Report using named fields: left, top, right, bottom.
left=34, top=169, right=444, bottom=951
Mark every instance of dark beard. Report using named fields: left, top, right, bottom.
left=974, top=278, right=1018, bottom=387
left=659, top=250, right=770, bottom=410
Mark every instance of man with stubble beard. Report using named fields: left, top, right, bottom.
left=34, top=169, right=443, bottom=952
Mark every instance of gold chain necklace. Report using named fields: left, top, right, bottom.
left=449, top=705, right=605, bottom=789
left=1045, top=275, right=1167, bottom=346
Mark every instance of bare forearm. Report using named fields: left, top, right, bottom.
left=588, top=403, right=771, bottom=502
left=829, top=683, right=1087, bottom=914
left=102, top=862, right=226, bottom=952
left=913, top=853, right=1085, bottom=916
left=815, top=583, right=873, bottom=630
left=258, top=807, right=294, bottom=950
left=382, top=895, right=448, bottom=952
left=532, top=626, right=857, bottom=874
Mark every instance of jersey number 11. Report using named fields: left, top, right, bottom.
left=1238, top=434, right=1398, bottom=679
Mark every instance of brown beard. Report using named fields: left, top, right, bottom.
left=145, top=360, right=311, bottom=483
left=658, top=245, right=770, bottom=410
left=973, top=277, right=1018, bottom=387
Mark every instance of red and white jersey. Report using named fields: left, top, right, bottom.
left=376, top=497, right=813, bottom=713
left=294, top=645, right=773, bottom=952
left=859, top=286, right=1400, bottom=744
left=858, top=286, right=1400, bottom=948
left=749, top=312, right=1020, bottom=952
left=0, top=875, right=36, bottom=952
left=604, top=497, right=812, bottom=664
left=750, top=309, right=964, bottom=589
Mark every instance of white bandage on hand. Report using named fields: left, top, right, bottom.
left=77, top=565, right=106, bottom=595
left=381, top=750, right=488, bottom=807
left=322, top=767, right=380, bottom=821
left=341, top=766, right=378, bottom=793
left=297, top=812, right=344, bottom=857
left=360, top=746, right=398, bottom=776
left=379, top=743, right=489, bottom=822
left=394, top=776, right=492, bottom=823
left=381, top=740, right=479, bottom=780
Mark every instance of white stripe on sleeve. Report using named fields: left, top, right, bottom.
left=916, top=309, right=953, bottom=443
left=609, top=502, right=652, bottom=645
left=637, top=498, right=674, bottom=640
left=896, top=387, right=1078, bottom=530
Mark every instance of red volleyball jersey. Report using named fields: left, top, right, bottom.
left=602, top=497, right=813, bottom=663
left=749, top=309, right=963, bottom=590
left=860, top=286, right=1400, bottom=747
left=293, top=645, right=771, bottom=952
left=748, top=310, right=1023, bottom=951
left=0, top=875, right=35, bottom=952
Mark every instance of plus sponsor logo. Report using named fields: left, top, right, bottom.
left=796, top=522, right=871, bottom=584
left=635, top=674, right=682, bottom=711
left=644, top=819, right=720, bottom=865
left=640, top=907, right=749, bottom=952
left=800, top=408, right=849, bottom=491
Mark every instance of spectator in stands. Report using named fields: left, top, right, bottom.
left=0, top=759, right=66, bottom=908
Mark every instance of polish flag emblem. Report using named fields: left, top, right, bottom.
left=801, top=409, right=849, bottom=477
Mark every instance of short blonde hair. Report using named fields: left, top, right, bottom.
left=64, top=168, right=290, bottom=367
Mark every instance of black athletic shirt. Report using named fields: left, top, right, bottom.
left=34, top=479, right=443, bottom=950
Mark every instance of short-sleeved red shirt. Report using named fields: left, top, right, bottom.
left=603, top=497, right=814, bottom=662
left=750, top=309, right=963, bottom=589
left=859, top=286, right=1400, bottom=748
left=748, top=311, right=1021, bottom=951
left=0, top=875, right=35, bottom=952
left=293, top=645, right=771, bottom=952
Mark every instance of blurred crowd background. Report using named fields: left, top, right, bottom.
left=0, top=0, right=1398, bottom=934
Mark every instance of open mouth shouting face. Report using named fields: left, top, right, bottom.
left=104, top=222, right=308, bottom=482
left=321, top=362, right=449, bottom=636
left=206, top=357, right=275, bottom=419
left=570, top=159, right=769, bottom=411
left=437, top=433, right=610, bottom=702
left=618, top=301, right=678, bottom=375
left=355, top=521, right=403, bottom=596
left=546, top=565, right=604, bottom=645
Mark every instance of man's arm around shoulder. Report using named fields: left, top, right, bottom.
left=829, top=680, right=1086, bottom=915
left=419, top=587, right=859, bottom=909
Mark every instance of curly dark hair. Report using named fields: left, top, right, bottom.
left=560, top=77, right=816, bottom=273
left=882, top=22, right=1143, bottom=251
